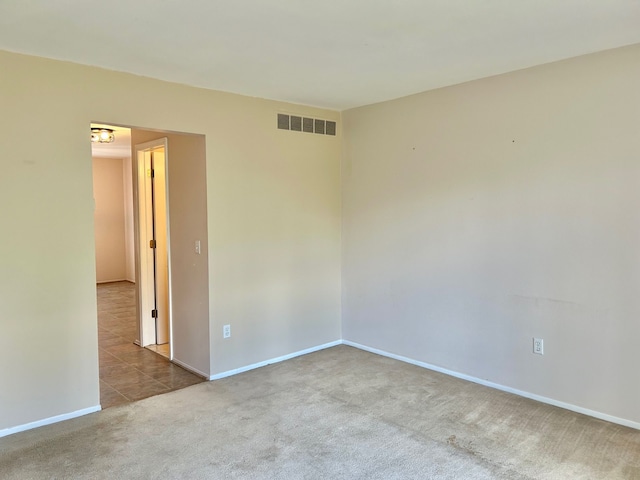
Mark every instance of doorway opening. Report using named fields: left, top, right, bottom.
left=91, top=123, right=206, bottom=409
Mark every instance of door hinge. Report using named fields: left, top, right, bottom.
left=151, top=309, right=158, bottom=318
left=151, top=168, right=155, bottom=178
left=149, top=239, right=156, bottom=248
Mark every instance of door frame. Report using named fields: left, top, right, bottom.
left=134, top=138, right=173, bottom=356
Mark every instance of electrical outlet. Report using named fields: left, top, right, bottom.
left=223, top=324, right=231, bottom=339
left=533, top=338, right=544, bottom=355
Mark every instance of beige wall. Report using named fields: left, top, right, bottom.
left=9, top=41, right=637, bottom=433
left=123, top=156, right=135, bottom=283
left=210, top=115, right=343, bottom=373
left=92, top=156, right=127, bottom=283
left=131, top=129, right=210, bottom=375
left=0, top=49, right=341, bottom=432
left=342, top=44, right=640, bottom=424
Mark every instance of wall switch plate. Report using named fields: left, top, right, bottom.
left=195, top=240, right=201, bottom=254
left=533, top=338, right=544, bottom=355
left=223, top=324, right=231, bottom=339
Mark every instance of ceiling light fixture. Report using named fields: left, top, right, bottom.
left=91, top=128, right=115, bottom=143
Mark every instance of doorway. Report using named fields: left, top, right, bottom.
left=92, top=125, right=205, bottom=408
left=135, top=139, right=171, bottom=358
left=92, top=123, right=211, bottom=406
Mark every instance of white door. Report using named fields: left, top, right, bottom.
left=135, top=139, right=171, bottom=349
left=152, top=147, right=170, bottom=344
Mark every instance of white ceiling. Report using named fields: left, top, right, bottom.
left=2, top=1, right=640, bottom=110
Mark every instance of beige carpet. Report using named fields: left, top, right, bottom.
left=1, top=346, right=639, bottom=479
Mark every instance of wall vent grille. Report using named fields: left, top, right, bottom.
left=277, top=114, right=337, bottom=136
left=291, top=115, right=302, bottom=132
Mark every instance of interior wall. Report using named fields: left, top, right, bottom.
left=123, top=156, right=135, bottom=283
left=0, top=49, right=341, bottom=432
left=131, top=130, right=210, bottom=375
left=342, top=44, right=640, bottom=424
left=92, top=157, right=127, bottom=283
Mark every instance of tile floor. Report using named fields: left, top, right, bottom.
left=145, top=343, right=170, bottom=358
left=97, top=281, right=204, bottom=408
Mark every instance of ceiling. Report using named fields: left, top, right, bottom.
left=2, top=1, right=640, bottom=110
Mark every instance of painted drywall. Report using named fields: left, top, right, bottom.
left=342, top=44, right=640, bottom=424
left=0, top=49, right=341, bottom=431
left=92, top=157, right=127, bottom=283
left=131, top=130, right=210, bottom=375
left=210, top=111, right=342, bottom=374
left=123, top=156, right=135, bottom=283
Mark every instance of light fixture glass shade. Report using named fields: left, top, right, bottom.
left=91, top=128, right=115, bottom=143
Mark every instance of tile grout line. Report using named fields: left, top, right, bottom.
left=100, top=348, right=172, bottom=393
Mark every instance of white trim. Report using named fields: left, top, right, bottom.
left=96, top=278, right=128, bottom=284
left=5, top=340, right=637, bottom=438
left=172, top=358, right=209, bottom=379
left=209, top=340, right=342, bottom=381
left=343, top=340, right=640, bottom=431
left=0, top=405, right=101, bottom=438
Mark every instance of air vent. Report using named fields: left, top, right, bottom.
left=277, top=114, right=337, bottom=136
left=277, top=114, right=290, bottom=130
left=303, top=117, right=314, bottom=133
left=291, top=116, right=302, bottom=132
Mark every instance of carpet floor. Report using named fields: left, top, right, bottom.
left=1, top=345, right=639, bottom=479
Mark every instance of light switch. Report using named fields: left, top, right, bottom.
left=195, top=240, right=201, bottom=254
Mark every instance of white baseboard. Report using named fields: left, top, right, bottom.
left=343, top=340, right=640, bottom=431
left=0, top=405, right=101, bottom=439
left=209, top=340, right=342, bottom=381
left=96, top=279, right=128, bottom=284
left=172, top=357, right=209, bottom=379
left=7, top=340, right=635, bottom=439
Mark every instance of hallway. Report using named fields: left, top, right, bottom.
left=97, top=282, right=204, bottom=408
